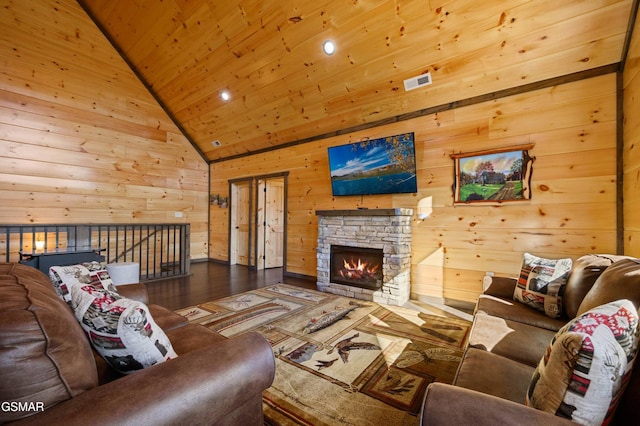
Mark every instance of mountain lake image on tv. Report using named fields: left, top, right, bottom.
left=328, top=132, right=418, bottom=196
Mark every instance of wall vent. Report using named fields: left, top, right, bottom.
left=403, top=72, right=432, bottom=91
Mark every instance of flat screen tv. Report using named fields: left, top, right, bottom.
left=328, top=132, right=418, bottom=196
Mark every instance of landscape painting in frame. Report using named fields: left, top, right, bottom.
left=452, top=145, right=534, bottom=205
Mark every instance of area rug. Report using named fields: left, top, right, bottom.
left=176, top=284, right=471, bottom=425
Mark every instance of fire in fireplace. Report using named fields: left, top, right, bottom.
left=330, top=245, right=383, bottom=290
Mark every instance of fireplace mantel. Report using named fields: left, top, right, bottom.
left=315, top=208, right=413, bottom=217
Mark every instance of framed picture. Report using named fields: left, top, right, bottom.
left=451, top=144, right=535, bottom=205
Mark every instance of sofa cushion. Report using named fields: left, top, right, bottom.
left=468, top=312, right=557, bottom=367
left=476, top=294, right=567, bottom=332
left=513, top=253, right=572, bottom=318
left=526, top=299, right=639, bottom=425
left=50, top=263, right=178, bottom=374
left=577, top=258, right=640, bottom=316
left=562, top=254, right=619, bottom=319
left=482, top=276, right=519, bottom=299
left=0, top=263, right=98, bottom=422
left=454, top=348, right=536, bottom=404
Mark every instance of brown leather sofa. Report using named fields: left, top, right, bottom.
left=420, top=254, right=640, bottom=425
left=0, top=262, right=276, bottom=425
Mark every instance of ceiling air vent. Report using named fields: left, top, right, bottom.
left=403, top=71, right=432, bottom=92
left=211, top=140, right=222, bottom=147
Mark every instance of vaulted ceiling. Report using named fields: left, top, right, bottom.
left=78, top=0, right=636, bottom=163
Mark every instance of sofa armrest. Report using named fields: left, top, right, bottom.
left=115, top=283, right=149, bottom=304
left=483, top=276, right=517, bottom=299
left=421, top=383, right=575, bottom=426
left=13, top=332, right=275, bottom=426
left=420, top=383, right=575, bottom=426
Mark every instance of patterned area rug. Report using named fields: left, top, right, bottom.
left=176, top=284, right=471, bottom=425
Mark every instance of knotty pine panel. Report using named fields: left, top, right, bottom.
left=530, top=176, right=616, bottom=205
left=414, top=203, right=616, bottom=232
left=0, top=0, right=209, bottom=259
left=414, top=228, right=616, bottom=257
left=211, top=74, right=618, bottom=303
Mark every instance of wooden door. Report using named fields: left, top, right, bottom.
left=230, top=181, right=251, bottom=266
left=257, top=177, right=285, bottom=269
left=265, top=178, right=285, bottom=268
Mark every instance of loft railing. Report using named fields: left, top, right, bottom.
left=0, top=224, right=190, bottom=280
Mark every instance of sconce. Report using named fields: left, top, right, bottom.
left=35, top=239, right=45, bottom=251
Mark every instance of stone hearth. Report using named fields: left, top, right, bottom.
left=316, top=208, right=413, bottom=306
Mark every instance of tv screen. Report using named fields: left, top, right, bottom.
left=328, top=132, right=418, bottom=196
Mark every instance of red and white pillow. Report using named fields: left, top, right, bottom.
left=526, top=299, right=639, bottom=425
left=514, top=253, right=572, bottom=318
left=49, top=262, right=177, bottom=374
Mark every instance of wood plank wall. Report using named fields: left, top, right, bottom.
left=0, top=1, right=210, bottom=259
left=210, top=74, right=618, bottom=304
left=624, top=8, right=640, bottom=258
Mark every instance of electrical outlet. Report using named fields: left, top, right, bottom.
left=175, top=211, right=183, bottom=218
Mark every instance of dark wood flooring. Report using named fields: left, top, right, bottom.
left=146, top=260, right=316, bottom=311
left=146, top=260, right=474, bottom=322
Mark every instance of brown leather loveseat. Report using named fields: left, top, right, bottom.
left=0, top=262, right=275, bottom=425
left=420, top=254, right=640, bottom=425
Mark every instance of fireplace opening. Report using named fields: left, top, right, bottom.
left=330, top=245, right=383, bottom=290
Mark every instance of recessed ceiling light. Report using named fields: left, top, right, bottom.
left=220, top=90, right=231, bottom=101
left=322, top=40, right=336, bottom=55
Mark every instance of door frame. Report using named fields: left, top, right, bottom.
left=228, top=172, right=288, bottom=271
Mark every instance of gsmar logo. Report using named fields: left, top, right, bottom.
left=1, top=401, right=45, bottom=413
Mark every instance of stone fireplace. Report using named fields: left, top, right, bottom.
left=316, top=208, right=413, bottom=306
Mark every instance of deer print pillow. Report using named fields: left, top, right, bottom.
left=50, top=263, right=177, bottom=374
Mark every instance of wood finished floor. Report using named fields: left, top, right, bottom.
left=146, top=261, right=316, bottom=311
left=146, top=260, right=474, bottom=321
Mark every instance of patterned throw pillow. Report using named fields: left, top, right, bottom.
left=526, top=299, right=639, bottom=425
left=513, top=253, right=572, bottom=318
left=49, top=262, right=177, bottom=374
left=50, top=261, right=117, bottom=303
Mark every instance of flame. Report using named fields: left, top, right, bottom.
left=339, top=257, right=380, bottom=279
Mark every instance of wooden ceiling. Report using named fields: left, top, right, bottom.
left=79, top=0, right=636, bottom=163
